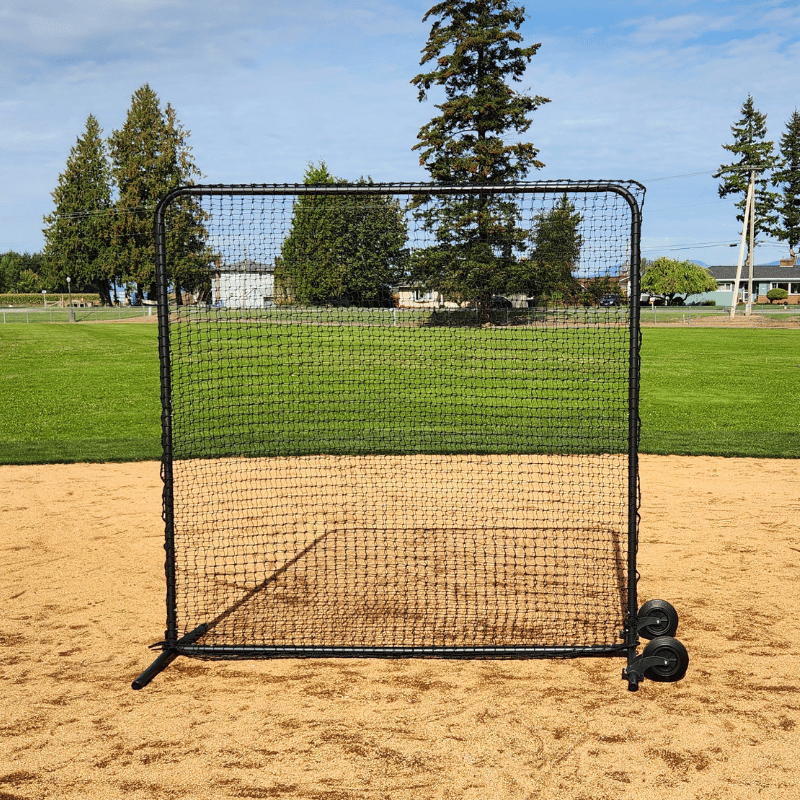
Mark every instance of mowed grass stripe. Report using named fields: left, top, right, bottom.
left=167, top=320, right=629, bottom=459
left=0, top=323, right=798, bottom=463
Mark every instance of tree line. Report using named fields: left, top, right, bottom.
left=34, top=2, right=586, bottom=312
left=0, top=251, right=46, bottom=294
left=273, top=163, right=586, bottom=308
left=26, top=3, right=624, bottom=312
left=37, top=3, right=797, bottom=312
left=37, top=84, right=212, bottom=306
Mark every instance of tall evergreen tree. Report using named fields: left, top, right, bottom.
left=508, top=194, right=583, bottom=303
left=108, top=85, right=211, bottom=302
left=275, top=162, right=408, bottom=306
left=713, top=95, right=779, bottom=256
left=771, top=109, right=800, bottom=260
left=409, top=0, right=550, bottom=312
left=42, top=115, right=114, bottom=303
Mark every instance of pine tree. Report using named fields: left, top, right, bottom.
left=771, top=110, right=800, bottom=260
left=510, top=193, right=583, bottom=303
left=275, top=162, right=408, bottom=306
left=410, top=0, right=550, bottom=312
left=108, top=85, right=211, bottom=302
left=713, top=95, right=779, bottom=255
left=42, top=115, right=114, bottom=303
left=160, top=104, right=216, bottom=303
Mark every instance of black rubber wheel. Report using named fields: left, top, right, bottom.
left=637, top=598, right=679, bottom=639
left=642, top=636, right=689, bottom=682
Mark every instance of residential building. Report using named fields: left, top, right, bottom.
left=687, top=260, right=800, bottom=305
left=211, top=259, right=274, bottom=308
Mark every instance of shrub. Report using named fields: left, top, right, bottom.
left=767, top=288, right=789, bottom=304
left=701, top=300, right=716, bottom=306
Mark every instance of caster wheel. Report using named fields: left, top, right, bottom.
left=642, top=636, right=689, bottom=682
left=637, top=599, right=679, bottom=639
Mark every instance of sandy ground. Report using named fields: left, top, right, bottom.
left=1, top=455, right=799, bottom=800
left=167, top=453, right=630, bottom=652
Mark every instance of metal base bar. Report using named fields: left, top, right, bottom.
left=131, top=624, right=209, bottom=690
left=175, top=643, right=628, bottom=660
left=131, top=649, right=180, bottom=690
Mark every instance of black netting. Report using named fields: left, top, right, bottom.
left=156, top=182, right=644, bottom=659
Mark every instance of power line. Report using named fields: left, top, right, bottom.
left=642, top=166, right=768, bottom=182
left=642, top=170, right=717, bottom=182
left=642, top=240, right=787, bottom=253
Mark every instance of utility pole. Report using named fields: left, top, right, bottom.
left=745, top=170, right=756, bottom=317
left=730, top=170, right=756, bottom=320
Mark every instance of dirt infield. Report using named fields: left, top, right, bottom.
left=170, top=454, right=628, bottom=651
left=2, top=456, right=799, bottom=800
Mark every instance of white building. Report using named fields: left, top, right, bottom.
left=212, top=259, right=275, bottom=308
left=395, top=283, right=461, bottom=309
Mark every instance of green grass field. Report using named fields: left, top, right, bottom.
left=639, top=328, right=799, bottom=457
left=0, top=325, right=161, bottom=463
left=1, top=321, right=797, bottom=463
left=167, top=314, right=630, bottom=459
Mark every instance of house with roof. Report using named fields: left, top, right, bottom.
left=395, top=265, right=633, bottom=309
left=684, top=259, right=800, bottom=305
left=395, top=282, right=463, bottom=309
left=211, top=259, right=275, bottom=308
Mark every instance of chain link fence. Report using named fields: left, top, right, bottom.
left=0, top=305, right=158, bottom=323
left=640, top=305, right=800, bottom=327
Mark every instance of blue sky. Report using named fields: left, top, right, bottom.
left=2, top=0, right=799, bottom=265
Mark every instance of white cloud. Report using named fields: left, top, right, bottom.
left=620, top=12, right=740, bottom=46
left=0, top=0, right=180, bottom=55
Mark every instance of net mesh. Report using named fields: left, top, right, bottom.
left=158, top=182, right=643, bottom=656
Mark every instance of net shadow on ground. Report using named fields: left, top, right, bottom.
left=170, top=454, right=629, bottom=655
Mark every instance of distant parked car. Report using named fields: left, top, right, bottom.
left=490, top=295, right=512, bottom=309
left=599, top=294, right=620, bottom=307
left=641, top=293, right=666, bottom=306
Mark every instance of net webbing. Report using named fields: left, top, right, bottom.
left=158, top=183, right=642, bottom=656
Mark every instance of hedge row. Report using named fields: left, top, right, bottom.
left=0, top=293, right=102, bottom=307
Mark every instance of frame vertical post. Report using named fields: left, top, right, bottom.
left=154, top=196, right=178, bottom=649
left=625, top=189, right=643, bottom=669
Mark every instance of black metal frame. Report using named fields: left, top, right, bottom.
left=134, top=180, right=649, bottom=690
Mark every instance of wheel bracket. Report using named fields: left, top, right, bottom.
left=635, top=614, right=662, bottom=632
left=622, top=655, right=671, bottom=692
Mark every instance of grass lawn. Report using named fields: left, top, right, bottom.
left=639, top=328, right=799, bottom=457
left=167, top=313, right=630, bottom=459
left=0, top=324, right=161, bottom=463
left=0, top=321, right=797, bottom=463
